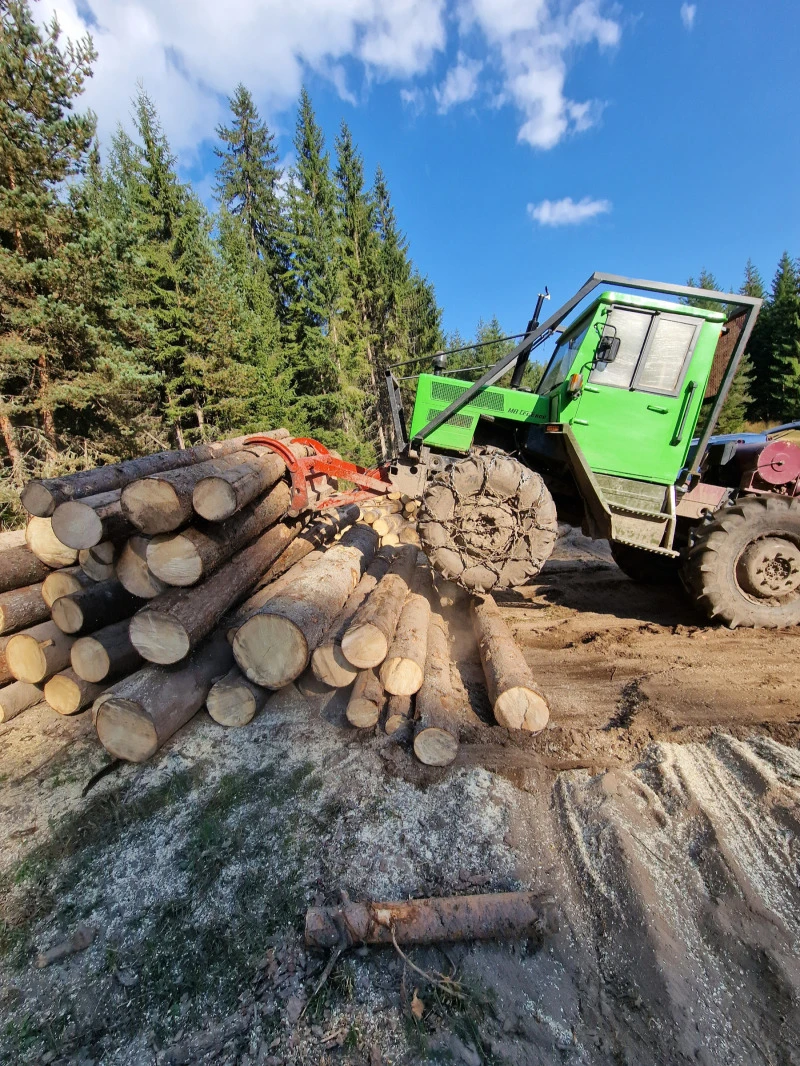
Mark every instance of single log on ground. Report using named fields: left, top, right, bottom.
left=305, top=891, right=552, bottom=949
left=130, top=520, right=302, bottom=664
left=311, top=549, right=394, bottom=688
left=233, top=524, right=377, bottom=688
left=340, top=546, right=416, bottom=670
left=79, top=542, right=117, bottom=581
left=51, top=579, right=142, bottom=636
left=345, top=667, right=385, bottom=728
left=0, top=543, right=51, bottom=595
left=384, top=693, right=413, bottom=735
left=470, top=594, right=549, bottom=732
left=42, top=566, right=94, bottom=608
left=146, top=482, right=291, bottom=586
left=44, top=669, right=105, bottom=715
left=21, top=432, right=288, bottom=517
left=5, top=621, right=75, bottom=683
left=0, top=583, right=49, bottom=635
left=116, top=536, right=167, bottom=599
left=413, top=614, right=460, bottom=766
left=71, top=619, right=141, bottom=683
left=192, top=449, right=286, bottom=522
left=256, top=503, right=361, bottom=585
left=0, top=635, right=11, bottom=685
left=379, top=567, right=432, bottom=696
left=94, top=634, right=233, bottom=762
left=207, top=666, right=268, bottom=727
left=0, top=680, right=45, bottom=722
left=25, top=518, right=78, bottom=568
left=51, top=490, right=132, bottom=550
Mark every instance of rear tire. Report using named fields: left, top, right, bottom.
left=682, top=495, right=800, bottom=628
left=610, top=541, right=680, bottom=585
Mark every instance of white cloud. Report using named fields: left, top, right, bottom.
left=400, top=86, right=426, bottom=113
left=680, top=3, right=697, bottom=30
left=434, top=52, right=483, bottom=112
left=528, top=196, right=612, bottom=226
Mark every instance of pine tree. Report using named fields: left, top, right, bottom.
left=763, top=252, right=800, bottom=422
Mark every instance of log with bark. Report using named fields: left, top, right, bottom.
left=0, top=583, right=50, bottom=635
left=94, top=634, right=233, bottom=762
left=310, top=549, right=394, bottom=688
left=340, top=546, right=417, bottom=670
left=379, top=566, right=432, bottom=696
left=44, top=669, right=105, bottom=716
left=20, top=431, right=288, bottom=517
left=50, top=489, right=133, bottom=550
left=116, top=536, right=167, bottom=599
left=206, top=666, right=268, bottom=727
left=232, top=524, right=377, bottom=688
left=0, top=542, right=51, bottom=595
left=130, top=520, right=303, bottom=664
left=223, top=550, right=324, bottom=638
left=25, top=517, right=78, bottom=568
left=0, top=680, right=45, bottom=722
left=345, top=667, right=385, bottom=728
left=372, top=513, right=404, bottom=538
left=71, top=619, right=142, bottom=683
left=192, top=449, right=286, bottom=522
left=413, top=614, right=461, bottom=766
left=0, top=635, right=11, bottom=686
left=5, top=621, right=76, bottom=683
left=471, top=594, right=549, bottom=732
left=79, top=542, right=117, bottom=581
left=255, top=503, right=361, bottom=586
left=383, top=693, right=413, bottom=736
left=51, top=579, right=142, bottom=636
left=146, top=481, right=291, bottom=586
left=42, top=566, right=94, bottom=608
left=305, top=891, right=553, bottom=949
left=0, top=530, right=26, bottom=550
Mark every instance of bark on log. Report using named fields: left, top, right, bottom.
left=51, top=579, right=142, bottom=636
left=0, top=680, right=45, bottom=722
left=0, top=635, right=11, bottom=686
left=79, top=541, right=117, bottom=581
left=232, top=525, right=377, bottom=688
left=21, top=431, right=288, bottom=517
left=384, top=693, right=413, bottom=736
left=42, top=566, right=94, bottom=608
left=5, top=621, right=75, bottom=683
left=94, top=634, right=233, bottom=762
left=255, top=503, right=361, bottom=585
left=0, top=530, right=26, bottom=550
left=44, top=669, right=105, bottom=716
left=345, top=667, right=385, bottom=728
left=471, top=595, right=549, bottom=732
left=50, top=490, right=133, bottom=549
left=0, top=544, right=51, bottom=594
left=379, top=567, right=432, bottom=696
left=413, top=614, right=460, bottom=766
left=25, top=517, right=78, bottom=567
left=116, top=536, right=167, bottom=599
left=305, top=891, right=553, bottom=949
left=192, top=450, right=286, bottom=522
left=340, top=546, right=417, bottom=669
left=71, top=619, right=142, bottom=683
left=311, top=549, right=394, bottom=688
left=223, top=551, right=324, bottom=637
left=206, top=666, right=268, bottom=727
left=0, top=583, right=49, bottom=635
left=130, top=520, right=302, bottom=664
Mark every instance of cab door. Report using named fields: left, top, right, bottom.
left=570, top=306, right=707, bottom=484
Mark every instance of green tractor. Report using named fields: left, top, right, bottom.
left=385, top=272, right=800, bottom=628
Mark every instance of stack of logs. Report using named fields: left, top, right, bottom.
left=1, top=430, right=549, bottom=768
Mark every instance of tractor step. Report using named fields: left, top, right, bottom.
left=613, top=539, right=680, bottom=558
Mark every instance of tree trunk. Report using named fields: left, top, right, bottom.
left=51, top=490, right=133, bottom=550
left=471, top=594, right=549, bottom=732
left=192, top=450, right=286, bottom=522
left=232, top=525, right=377, bottom=689
left=42, top=566, right=94, bottom=608
left=44, top=668, right=105, bottom=716
left=305, top=891, right=552, bottom=949
left=311, top=548, right=394, bottom=687
left=70, top=619, right=142, bottom=683
left=0, top=545, right=52, bottom=594
left=255, top=504, right=361, bottom=585
left=207, top=666, right=268, bottom=728
left=146, top=481, right=291, bottom=586
left=130, top=520, right=303, bottom=664
left=0, top=583, right=49, bottom=635
left=51, top=579, right=143, bottom=636
left=25, top=517, right=78, bottom=567
left=0, top=680, right=45, bottom=722
left=116, top=536, right=167, bottom=599
left=94, top=634, right=233, bottom=762
left=413, top=614, right=460, bottom=766
left=345, top=667, right=385, bottom=728
left=379, top=566, right=432, bottom=696
left=384, top=693, right=413, bottom=736
left=78, top=542, right=117, bottom=581
left=5, top=620, right=75, bottom=683
left=340, top=546, right=416, bottom=669
left=37, top=352, right=58, bottom=461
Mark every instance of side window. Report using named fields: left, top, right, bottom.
left=588, top=308, right=652, bottom=388
left=635, top=315, right=701, bottom=394
left=538, top=325, right=589, bottom=393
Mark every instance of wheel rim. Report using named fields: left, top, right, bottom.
left=735, top=534, right=800, bottom=603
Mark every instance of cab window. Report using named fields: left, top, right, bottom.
left=538, top=325, right=589, bottom=393
left=589, top=308, right=652, bottom=388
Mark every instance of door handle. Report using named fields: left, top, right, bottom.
left=647, top=404, right=668, bottom=414
left=673, top=381, right=698, bottom=445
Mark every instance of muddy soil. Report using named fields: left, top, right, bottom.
left=0, top=530, right=798, bottom=1066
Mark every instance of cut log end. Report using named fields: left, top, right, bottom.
left=44, top=670, right=99, bottom=715
left=21, top=482, right=56, bottom=518
left=494, top=687, right=549, bottom=733
left=413, top=727, right=459, bottom=766
left=379, top=656, right=424, bottom=698
left=146, top=534, right=203, bottom=586
left=71, top=637, right=111, bottom=683
left=311, top=642, right=358, bottom=688
left=117, top=537, right=167, bottom=599
left=50, top=500, right=103, bottom=549
left=192, top=479, right=237, bottom=522
left=340, top=622, right=388, bottom=670
left=206, top=668, right=264, bottom=727
left=50, top=596, right=84, bottom=635
left=79, top=543, right=116, bottom=581
left=129, top=611, right=191, bottom=665
left=121, top=479, right=181, bottom=535
left=95, top=698, right=159, bottom=762
left=232, top=614, right=308, bottom=688
left=346, top=697, right=381, bottom=729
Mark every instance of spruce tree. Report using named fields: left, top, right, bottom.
left=764, top=252, right=800, bottom=422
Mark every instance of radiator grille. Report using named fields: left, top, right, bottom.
left=430, top=380, right=505, bottom=412
left=426, top=407, right=473, bottom=429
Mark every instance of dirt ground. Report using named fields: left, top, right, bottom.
left=1, top=529, right=799, bottom=1066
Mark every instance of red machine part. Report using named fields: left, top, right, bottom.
left=737, top=439, right=800, bottom=496
left=245, top=435, right=392, bottom=513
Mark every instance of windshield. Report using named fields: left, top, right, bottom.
left=537, top=325, right=589, bottom=393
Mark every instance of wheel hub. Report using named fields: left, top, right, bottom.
left=736, top=537, right=800, bottom=598
left=460, top=505, right=515, bottom=555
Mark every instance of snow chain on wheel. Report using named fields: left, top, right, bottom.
left=418, top=448, right=558, bottom=592
left=682, top=495, right=800, bottom=628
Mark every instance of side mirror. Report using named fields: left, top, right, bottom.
left=596, top=335, right=620, bottom=363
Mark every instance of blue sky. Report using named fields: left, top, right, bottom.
left=41, top=0, right=800, bottom=340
